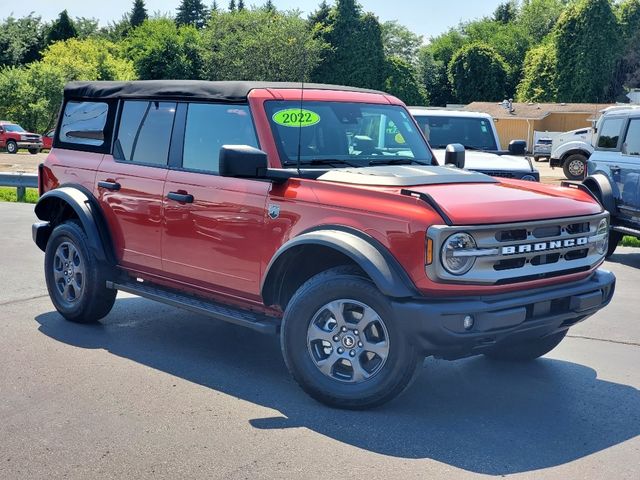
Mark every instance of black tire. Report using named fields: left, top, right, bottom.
left=6, top=140, right=18, bottom=154
left=280, top=266, right=422, bottom=409
left=562, top=154, right=587, bottom=180
left=485, top=330, right=567, bottom=362
left=28, top=148, right=41, bottom=155
left=44, top=221, right=116, bottom=323
left=534, top=156, right=541, bottom=162
left=606, top=230, right=623, bottom=258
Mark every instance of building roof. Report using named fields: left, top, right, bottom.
left=64, top=80, right=384, bottom=102
left=464, top=101, right=615, bottom=120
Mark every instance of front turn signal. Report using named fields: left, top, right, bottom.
left=426, top=237, right=433, bottom=265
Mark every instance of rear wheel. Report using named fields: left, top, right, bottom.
left=485, top=331, right=567, bottom=362
left=280, top=266, right=422, bottom=409
left=606, top=230, right=623, bottom=258
left=6, top=140, right=17, bottom=154
left=44, top=221, right=116, bottom=323
left=563, top=154, right=587, bottom=180
left=28, top=148, right=40, bottom=155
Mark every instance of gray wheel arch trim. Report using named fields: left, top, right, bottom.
left=261, top=227, right=418, bottom=302
left=583, top=173, right=617, bottom=214
left=34, top=186, right=114, bottom=264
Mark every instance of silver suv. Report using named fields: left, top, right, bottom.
left=583, top=107, right=640, bottom=256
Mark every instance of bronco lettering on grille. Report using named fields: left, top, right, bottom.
left=501, top=237, right=588, bottom=255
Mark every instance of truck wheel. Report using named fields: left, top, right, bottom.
left=28, top=148, right=41, bottom=155
left=563, top=154, right=587, bottom=180
left=606, top=230, right=623, bottom=258
left=485, top=331, right=567, bottom=362
left=44, top=221, right=116, bottom=323
left=6, top=140, right=18, bottom=154
left=280, top=266, right=422, bottom=409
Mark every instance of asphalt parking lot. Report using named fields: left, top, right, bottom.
left=0, top=202, right=638, bottom=479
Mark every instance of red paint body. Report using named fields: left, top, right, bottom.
left=40, top=88, right=604, bottom=314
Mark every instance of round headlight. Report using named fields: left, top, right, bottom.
left=521, top=175, right=537, bottom=181
left=595, top=218, right=608, bottom=255
left=441, top=233, right=477, bottom=275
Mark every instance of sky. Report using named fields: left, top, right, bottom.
left=3, top=0, right=505, bottom=40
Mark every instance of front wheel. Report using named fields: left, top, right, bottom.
left=485, top=330, right=567, bottom=362
left=280, top=267, right=422, bottom=409
left=6, top=140, right=18, bottom=154
left=563, top=154, right=587, bottom=180
left=606, top=230, right=623, bottom=258
left=44, top=221, right=116, bottom=323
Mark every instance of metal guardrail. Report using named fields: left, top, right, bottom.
left=0, top=172, right=38, bottom=202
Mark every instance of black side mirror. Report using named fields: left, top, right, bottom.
left=444, top=143, right=465, bottom=169
left=219, top=145, right=268, bottom=179
left=509, top=140, right=527, bottom=155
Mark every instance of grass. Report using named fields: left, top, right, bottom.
left=0, top=187, right=39, bottom=204
left=622, top=236, right=640, bottom=248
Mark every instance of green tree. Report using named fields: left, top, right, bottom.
left=229, top=0, right=236, bottom=11
left=203, top=9, right=326, bottom=81
left=0, top=14, right=46, bottom=67
left=130, top=0, right=149, bottom=28
left=264, top=1, right=276, bottom=13
left=73, top=17, right=99, bottom=39
left=238, top=0, right=245, bottom=10
left=312, top=1, right=386, bottom=90
left=518, top=0, right=568, bottom=43
left=381, top=21, right=423, bottom=65
left=127, top=18, right=204, bottom=79
left=448, top=42, right=508, bottom=103
left=211, top=1, right=219, bottom=11
left=417, top=47, right=451, bottom=106
left=308, top=0, right=330, bottom=27
left=99, top=14, right=131, bottom=41
left=40, top=37, right=136, bottom=81
left=46, top=10, right=78, bottom=45
left=494, top=1, right=518, bottom=23
left=384, top=56, right=428, bottom=105
left=516, top=42, right=558, bottom=101
left=176, top=0, right=209, bottom=28
left=555, top=0, right=622, bottom=102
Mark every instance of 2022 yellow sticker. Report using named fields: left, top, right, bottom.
left=272, top=109, right=321, bottom=128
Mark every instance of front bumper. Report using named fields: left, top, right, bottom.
left=17, top=141, right=43, bottom=149
left=393, top=269, right=615, bottom=359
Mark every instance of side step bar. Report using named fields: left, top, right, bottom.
left=612, top=225, right=640, bottom=237
left=107, top=280, right=280, bottom=335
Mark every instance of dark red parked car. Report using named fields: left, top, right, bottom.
left=32, top=81, right=615, bottom=408
left=0, top=121, right=43, bottom=154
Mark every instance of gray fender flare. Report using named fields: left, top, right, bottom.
left=583, top=173, right=617, bottom=214
left=34, top=187, right=114, bottom=264
left=261, top=228, right=418, bottom=304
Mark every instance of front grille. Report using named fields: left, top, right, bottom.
left=427, top=213, right=608, bottom=285
left=479, top=170, right=515, bottom=178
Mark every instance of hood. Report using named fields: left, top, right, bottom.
left=432, top=149, right=532, bottom=172
left=317, top=165, right=601, bottom=225
left=404, top=181, right=602, bottom=224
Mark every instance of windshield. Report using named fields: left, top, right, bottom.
left=265, top=101, right=433, bottom=167
left=3, top=124, right=25, bottom=133
left=413, top=115, right=498, bottom=151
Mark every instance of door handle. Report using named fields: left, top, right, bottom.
left=98, top=180, right=121, bottom=191
left=167, top=192, right=194, bottom=203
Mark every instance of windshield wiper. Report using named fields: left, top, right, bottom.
left=368, top=159, right=428, bottom=166
left=294, top=159, right=361, bottom=168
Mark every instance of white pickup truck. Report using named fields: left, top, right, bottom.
left=409, top=108, right=539, bottom=181
left=550, top=105, right=640, bottom=180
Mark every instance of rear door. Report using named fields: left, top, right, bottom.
left=161, top=102, right=270, bottom=300
left=619, top=116, right=640, bottom=220
left=96, top=100, right=175, bottom=272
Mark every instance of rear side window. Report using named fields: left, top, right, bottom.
left=59, top=101, right=109, bottom=147
left=624, top=119, right=640, bottom=156
left=115, top=101, right=177, bottom=166
left=182, top=103, right=258, bottom=173
left=597, top=118, right=625, bottom=149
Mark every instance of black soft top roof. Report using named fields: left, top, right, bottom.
left=64, top=80, right=385, bottom=102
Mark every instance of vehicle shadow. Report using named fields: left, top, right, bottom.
left=608, top=249, right=640, bottom=268
left=35, top=297, right=640, bottom=476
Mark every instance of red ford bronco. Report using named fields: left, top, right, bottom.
left=33, top=81, right=615, bottom=408
left=0, top=121, right=43, bottom=154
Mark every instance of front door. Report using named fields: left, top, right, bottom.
left=619, top=117, right=640, bottom=220
left=161, top=102, right=270, bottom=299
left=96, top=100, right=176, bottom=272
